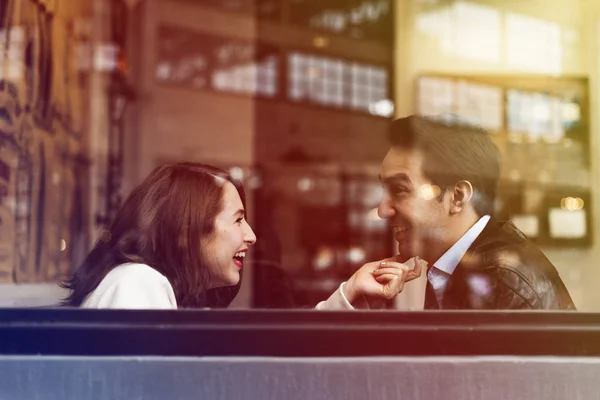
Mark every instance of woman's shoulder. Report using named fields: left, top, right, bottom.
left=81, top=263, right=177, bottom=309
left=107, top=262, right=169, bottom=281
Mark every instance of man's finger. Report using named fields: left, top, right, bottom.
left=407, top=257, right=427, bottom=281
left=396, top=257, right=427, bottom=282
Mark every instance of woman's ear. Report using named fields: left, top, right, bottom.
left=450, top=180, right=473, bottom=214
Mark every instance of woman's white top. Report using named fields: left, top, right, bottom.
left=81, top=263, right=177, bottom=309
left=80, top=262, right=353, bottom=310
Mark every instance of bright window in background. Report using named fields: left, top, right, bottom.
left=506, top=13, right=562, bottom=75
left=288, top=52, right=390, bottom=115
left=451, top=1, right=501, bottom=63
left=416, top=1, right=501, bottom=64
left=506, top=90, right=579, bottom=143
left=416, top=1, right=566, bottom=75
left=350, top=64, right=388, bottom=112
left=456, top=80, right=503, bottom=132
left=417, top=76, right=455, bottom=117
left=289, top=53, right=345, bottom=106
left=417, top=76, right=503, bottom=132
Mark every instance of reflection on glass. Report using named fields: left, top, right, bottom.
left=0, top=27, right=25, bottom=80
left=204, top=0, right=281, bottom=19
left=289, top=0, right=392, bottom=41
left=156, top=25, right=280, bottom=97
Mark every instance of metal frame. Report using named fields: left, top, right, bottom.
left=0, top=308, right=599, bottom=357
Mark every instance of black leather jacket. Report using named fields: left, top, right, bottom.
left=427, top=219, right=576, bottom=310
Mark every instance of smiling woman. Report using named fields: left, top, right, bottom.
left=60, top=162, right=257, bottom=309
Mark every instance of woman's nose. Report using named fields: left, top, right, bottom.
left=244, top=222, right=257, bottom=244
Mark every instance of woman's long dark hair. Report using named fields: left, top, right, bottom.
left=61, top=162, right=247, bottom=308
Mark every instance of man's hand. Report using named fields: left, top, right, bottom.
left=343, top=256, right=427, bottom=305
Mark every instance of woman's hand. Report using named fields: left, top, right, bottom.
left=343, top=256, right=427, bottom=305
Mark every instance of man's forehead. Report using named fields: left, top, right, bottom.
left=379, top=146, right=423, bottom=179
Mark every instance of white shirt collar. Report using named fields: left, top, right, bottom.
left=433, top=215, right=490, bottom=275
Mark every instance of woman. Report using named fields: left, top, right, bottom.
left=62, top=162, right=423, bottom=309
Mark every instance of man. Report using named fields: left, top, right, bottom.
left=376, top=115, right=575, bottom=310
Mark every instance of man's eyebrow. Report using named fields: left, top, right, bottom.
left=379, top=173, right=412, bottom=185
left=233, top=209, right=245, bottom=217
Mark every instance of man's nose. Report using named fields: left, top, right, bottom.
left=377, top=195, right=395, bottom=219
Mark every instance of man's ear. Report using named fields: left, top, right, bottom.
left=450, top=180, right=473, bottom=214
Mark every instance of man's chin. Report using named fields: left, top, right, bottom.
left=394, top=249, right=413, bottom=263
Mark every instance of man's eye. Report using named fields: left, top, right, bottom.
left=236, top=217, right=243, bottom=223
left=391, top=186, right=408, bottom=195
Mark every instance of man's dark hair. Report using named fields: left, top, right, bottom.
left=388, top=115, right=501, bottom=217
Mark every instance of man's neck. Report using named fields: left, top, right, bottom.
left=425, top=213, right=482, bottom=266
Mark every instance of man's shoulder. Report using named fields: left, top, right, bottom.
left=465, top=220, right=573, bottom=308
left=472, top=220, right=546, bottom=268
